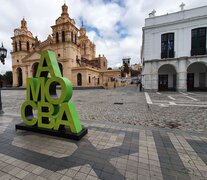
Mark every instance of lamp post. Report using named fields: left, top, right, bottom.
left=0, top=43, right=7, bottom=114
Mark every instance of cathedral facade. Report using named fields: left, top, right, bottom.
left=11, top=4, right=120, bottom=88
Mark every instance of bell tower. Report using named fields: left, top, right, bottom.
left=11, top=18, right=36, bottom=87
left=51, top=3, right=79, bottom=45
left=79, top=22, right=96, bottom=60
left=80, top=21, right=86, bottom=37
left=11, top=18, right=35, bottom=53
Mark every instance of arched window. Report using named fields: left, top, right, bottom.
left=62, top=31, right=65, bottom=42
left=32, top=62, right=39, bottom=77
left=75, top=34, right=77, bottom=44
left=71, top=32, right=73, bottom=42
left=58, top=63, right=63, bottom=76
left=77, top=73, right=82, bottom=86
left=27, top=41, right=30, bottom=51
left=19, top=41, right=22, bottom=51
left=15, top=42, right=17, bottom=52
left=56, top=32, right=59, bottom=43
left=17, top=67, right=23, bottom=87
left=89, top=76, right=91, bottom=83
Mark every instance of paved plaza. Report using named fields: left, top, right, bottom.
left=0, top=86, right=207, bottom=179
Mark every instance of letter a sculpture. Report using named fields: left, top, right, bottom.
left=16, top=50, right=88, bottom=140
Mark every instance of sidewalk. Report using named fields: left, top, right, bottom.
left=0, top=114, right=207, bottom=180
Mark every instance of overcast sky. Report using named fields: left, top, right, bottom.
left=0, top=0, right=206, bottom=74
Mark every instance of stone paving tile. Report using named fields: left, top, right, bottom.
left=74, top=172, right=88, bottom=180
left=39, top=169, right=54, bottom=179
left=86, top=174, right=99, bottom=180
left=48, top=172, right=63, bottom=180
left=9, top=177, right=20, bottom=180
left=60, top=176, right=72, bottom=180
left=65, top=169, right=78, bottom=178
left=32, top=167, right=45, bottom=175
left=79, top=166, right=92, bottom=174
left=35, top=176, right=47, bottom=180
left=23, top=173, right=39, bottom=180
left=15, top=169, right=30, bottom=179
left=138, top=174, right=151, bottom=180
left=0, top=174, right=13, bottom=180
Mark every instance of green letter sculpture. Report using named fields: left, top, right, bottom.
left=16, top=50, right=87, bottom=140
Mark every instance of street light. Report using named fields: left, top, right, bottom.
left=0, top=43, right=7, bottom=64
left=0, top=43, right=7, bottom=114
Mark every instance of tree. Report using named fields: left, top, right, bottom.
left=0, top=71, right=13, bottom=87
left=131, top=69, right=140, bottom=77
left=123, top=62, right=130, bottom=74
left=3, top=71, right=13, bottom=85
left=121, top=62, right=130, bottom=77
left=0, top=74, right=3, bottom=87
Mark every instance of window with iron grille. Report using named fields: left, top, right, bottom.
left=161, top=33, right=174, bottom=59
left=191, top=27, right=206, bottom=56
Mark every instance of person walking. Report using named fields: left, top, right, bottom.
left=139, top=82, right=142, bottom=92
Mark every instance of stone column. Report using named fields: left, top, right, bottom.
left=12, top=68, right=18, bottom=87
left=64, top=64, right=72, bottom=80
left=68, top=32, right=72, bottom=42
left=177, top=59, right=187, bottom=92
left=142, top=62, right=150, bottom=91
left=143, top=61, right=158, bottom=92
left=22, top=66, right=27, bottom=87
left=22, top=42, right=26, bottom=51
left=151, top=72, right=158, bottom=91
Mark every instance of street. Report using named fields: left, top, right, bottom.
left=2, top=86, right=207, bottom=132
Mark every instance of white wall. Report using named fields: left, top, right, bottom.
left=145, top=6, right=207, bottom=27
left=142, top=6, right=207, bottom=61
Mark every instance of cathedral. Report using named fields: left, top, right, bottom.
left=11, top=3, right=120, bottom=88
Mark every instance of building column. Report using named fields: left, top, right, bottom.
left=65, top=31, right=70, bottom=42
left=68, top=32, right=72, bottom=42
left=143, top=61, right=158, bottom=92
left=63, top=62, right=72, bottom=80
left=143, top=73, right=157, bottom=91
left=22, top=66, right=27, bottom=87
left=12, top=68, right=18, bottom=87
left=177, top=72, right=187, bottom=91
left=151, top=72, right=158, bottom=91
left=177, top=59, right=187, bottom=91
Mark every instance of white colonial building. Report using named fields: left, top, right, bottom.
left=141, top=5, right=207, bottom=91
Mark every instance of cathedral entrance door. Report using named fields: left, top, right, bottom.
left=77, top=73, right=82, bottom=86
left=17, top=68, right=23, bottom=87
